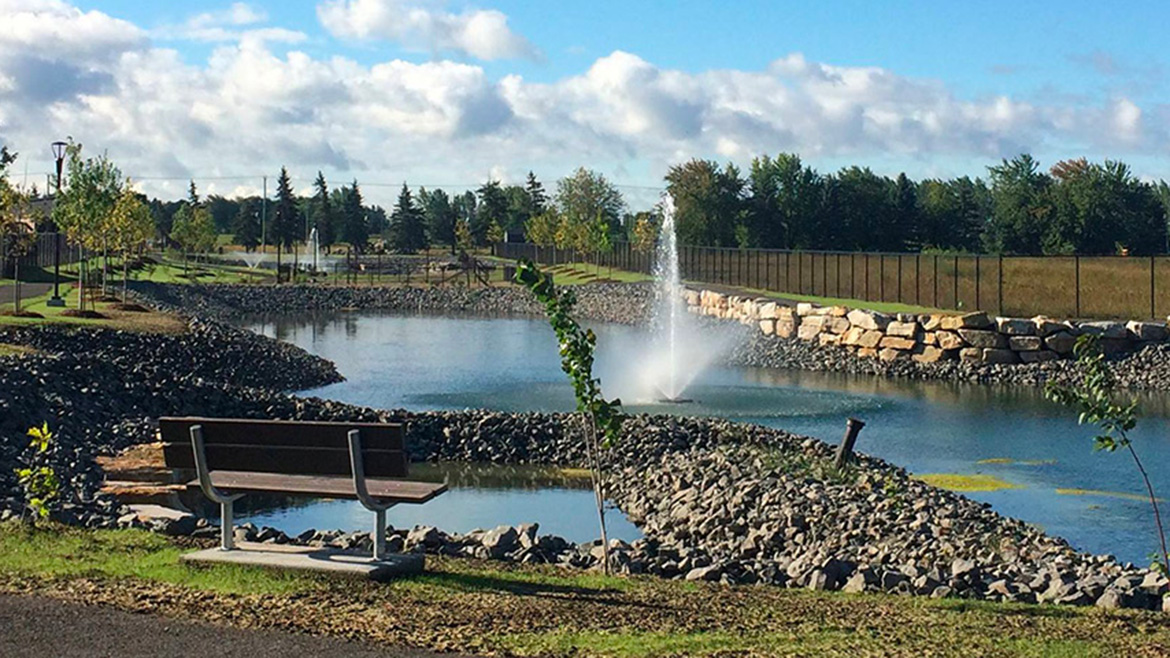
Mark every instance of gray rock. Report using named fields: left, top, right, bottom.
left=958, top=329, right=1006, bottom=349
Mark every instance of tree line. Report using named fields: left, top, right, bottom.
left=12, top=142, right=1170, bottom=262
left=664, top=153, right=1170, bottom=256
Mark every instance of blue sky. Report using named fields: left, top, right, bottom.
left=77, top=0, right=1166, bottom=97
left=6, top=0, right=1169, bottom=205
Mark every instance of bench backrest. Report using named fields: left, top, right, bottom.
left=159, top=417, right=409, bottom=478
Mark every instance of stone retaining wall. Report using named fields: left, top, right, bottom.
left=686, top=288, right=1170, bottom=365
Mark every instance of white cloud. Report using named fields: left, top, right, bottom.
left=154, top=3, right=306, bottom=44
left=1, top=2, right=1167, bottom=207
left=317, top=0, right=537, bottom=61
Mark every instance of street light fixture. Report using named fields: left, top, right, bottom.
left=46, top=140, right=67, bottom=307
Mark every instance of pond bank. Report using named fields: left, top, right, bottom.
left=0, top=285, right=1166, bottom=611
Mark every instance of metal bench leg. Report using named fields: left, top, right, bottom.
left=373, top=509, right=386, bottom=561
left=190, top=425, right=244, bottom=552
left=221, top=499, right=235, bottom=551
left=348, top=429, right=395, bottom=563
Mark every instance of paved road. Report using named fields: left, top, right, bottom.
left=3, top=282, right=52, bottom=306
left=0, top=594, right=453, bottom=658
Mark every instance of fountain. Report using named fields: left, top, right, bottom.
left=306, top=227, right=321, bottom=272
left=235, top=251, right=266, bottom=270
left=633, top=195, right=732, bottom=404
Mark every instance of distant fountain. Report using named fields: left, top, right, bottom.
left=307, top=227, right=321, bottom=272
left=236, top=251, right=266, bottom=270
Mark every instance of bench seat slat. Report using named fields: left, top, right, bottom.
left=190, top=470, right=447, bottom=504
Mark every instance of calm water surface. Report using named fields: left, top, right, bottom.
left=247, top=312, right=1170, bottom=564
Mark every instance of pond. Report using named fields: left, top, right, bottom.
left=247, top=312, right=1170, bottom=565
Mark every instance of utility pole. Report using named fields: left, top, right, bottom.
left=260, top=175, right=268, bottom=254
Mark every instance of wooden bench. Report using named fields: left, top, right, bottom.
left=159, top=417, right=446, bottom=561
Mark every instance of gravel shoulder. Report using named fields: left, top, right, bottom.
left=0, top=593, right=449, bottom=658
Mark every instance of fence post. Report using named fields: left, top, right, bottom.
left=836, top=254, right=841, bottom=298
left=953, top=255, right=959, bottom=310
left=864, top=253, right=870, bottom=300
left=975, top=256, right=980, bottom=311
left=1152, top=255, right=1157, bottom=320
left=879, top=254, right=885, bottom=302
left=915, top=254, right=920, bottom=305
left=822, top=253, right=828, bottom=297
left=1075, top=255, right=1080, bottom=317
left=998, top=255, right=1004, bottom=316
left=897, top=255, right=903, bottom=304
left=933, top=255, right=939, bottom=307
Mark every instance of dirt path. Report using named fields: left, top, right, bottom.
left=0, top=594, right=454, bottom=658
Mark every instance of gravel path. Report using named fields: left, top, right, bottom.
left=0, top=594, right=454, bottom=658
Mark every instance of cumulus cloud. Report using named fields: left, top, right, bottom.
left=317, top=0, right=537, bottom=61
left=0, top=2, right=1166, bottom=205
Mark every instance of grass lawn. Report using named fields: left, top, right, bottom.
left=544, top=262, right=653, bottom=286
left=0, top=283, right=187, bottom=333
left=1, top=522, right=1168, bottom=657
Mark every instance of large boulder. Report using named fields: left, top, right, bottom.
left=828, top=317, right=852, bottom=334
left=858, top=330, right=884, bottom=349
left=983, top=348, right=1019, bottom=364
left=936, top=331, right=965, bottom=350
left=758, top=320, right=775, bottom=336
left=797, top=316, right=827, bottom=341
left=959, top=347, right=982, bottom=362
left=1078, top=321, right=1127, bottom=339
left=1008, top=336, right=1043, bottom=351
left=886, top=321, right=920, bottom=339
left=879, top=347, right=908, bottom=362
left=879, top=336, right=917, bottom=351
left=757, top=302, right=779, bottom=320
left=911, top=346, right=953, bottom=363
left=958, top=329, right=1006, bottom=349
left=840, top=326, right=867, bottom=346
left=996, top=317, right=1034, bottom=336
left=940, top=312, right=993, bottom=331
left=1032, top=316, right=1066, bottom=337
left=1127, top=321, right=1169, bottom=342
left=846, top=309, right=891, bottom=331
left=921, top=314, right=945, bottom=331
left=1045, top=331, right=1078, bottom=355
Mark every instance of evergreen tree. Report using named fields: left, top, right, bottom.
left=525, top=171, right=548, bottom=215
left=341, top=180, right=368, bottom=253
left=891, top=173, right=919, bottom=250
left=390, top=184, right=427, bottom=253
left=312, top=172, right=335, bottom=250
left=475, top=180, right=508, bottom=245
left=421, top=187, right=457, bottom=252
left=187, top=180, right=199, bottom=207
left=984, top=154, right=1053, bottom=254
left=272, top=167, right=299, bottom=277
left=232, top=199, right=261, bottom=252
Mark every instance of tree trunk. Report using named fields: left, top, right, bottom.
left=584, top=415, right=611, bottom=575
left=13, top=259, right=20, bottom=315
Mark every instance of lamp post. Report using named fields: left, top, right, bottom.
left=46, top=141, right=67, bottom=307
